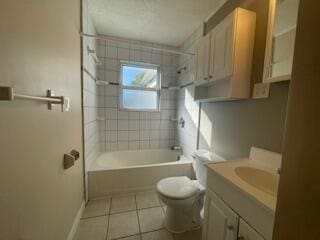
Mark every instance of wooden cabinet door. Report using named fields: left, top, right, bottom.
left=195, top=33, right=211, bottom=85
left=210, top=12, right=235, bottom=82
left=202, top=189, right=239, bottom=240
left=238, top=219, right=264, bottom=240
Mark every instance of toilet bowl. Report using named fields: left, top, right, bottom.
left=156, top=149, right=225, bottom=233
left=157, top=176, right=205, bottom=233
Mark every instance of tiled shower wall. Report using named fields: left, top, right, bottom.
left=82, top=0, right=99, bottom=172
left=96, top=38, right=179, bottom=151
left=175, top=26, right=203, bottom=159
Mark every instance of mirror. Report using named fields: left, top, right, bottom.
left=263, top=0, right=300, bottom=83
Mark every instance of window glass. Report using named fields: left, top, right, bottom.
left=122, top=89, right=158, bottom=110
left=120, top=63, right=160, bottom=111
left=122, top=66, right=158, bottom=88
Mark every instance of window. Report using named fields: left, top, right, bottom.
left=120, top=62, right=161, bottom=111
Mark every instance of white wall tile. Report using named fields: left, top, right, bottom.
left=141, top=51, right=152, bottom=63
left=130, top=49, right=141, bottom=61
left=140, top=130, right=150, bottom=140
left=129, top=131, right=140, bottom=141
left=140, top=120, right=150, bottom=130
left=118, top=131, right=129, bottom=141
left=118, top=141, right=129, bottom=150
left=106, top=46, right=118, bottom=58
left=150, top=120, right=161, bottom=130
left=129, top=120, right=140, bottom=130
left=118, top=111, right=129, bottom=119
left=129, top=112, right=140, bottom=120
left=129, top=141, right=140, bottom=150
left=105, top=108, right=117, bottom=119
left=95, top=38, right=182, bottom=152
left=106, top=120, right=117, bottom=130
left=118, top=120, right=129, bottom=130
left=106, top=131, right=117, bottom=142
left=140, top=141, right=150, bottom=149
left=118, top=48, right=130, bottom=60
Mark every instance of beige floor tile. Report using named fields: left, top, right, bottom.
left=108, top=211, right=139, bottom=239
left=82, top=198, right=110, bottom=218
left=136, top=191, right=160, bottom=209
left=74, top=216, right=108, bottom=240
left=173, top=228, right=202, bottom=240
left=117, top=235, right=141, bottom=240
left=111, top=194, right=136, bottom=213
left=138, top=207, right=165, bottom=233
left=141, top=229, right=174, bottom=240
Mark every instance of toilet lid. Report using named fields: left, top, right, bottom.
left=157, top=176, right=200, bottom=200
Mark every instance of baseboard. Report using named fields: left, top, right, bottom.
left=67, top=201, right=85, bottom=240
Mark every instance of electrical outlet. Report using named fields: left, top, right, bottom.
left=253, top=83, right=270, bottom=99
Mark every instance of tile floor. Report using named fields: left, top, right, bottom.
left=74, top=190, right=202, bottom=240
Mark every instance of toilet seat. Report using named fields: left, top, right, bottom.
left=157, top=176, right=200, bottom=200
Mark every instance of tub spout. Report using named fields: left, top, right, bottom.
left=171, top=146, right=183, bottom=157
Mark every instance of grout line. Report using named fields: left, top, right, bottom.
left=80, top=214, right=107, bottom=220
left=110, top=233, right=140, bottom=240
left=134, top=195, right=142, bottom=236
left=105, top=197, right=113, bottom=240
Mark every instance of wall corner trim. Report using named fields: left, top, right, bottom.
left=66, top=201, right=85, bottom=240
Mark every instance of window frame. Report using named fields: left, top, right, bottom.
left=119, top=61, right=161, bottom=112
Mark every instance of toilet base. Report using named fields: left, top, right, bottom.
left=163, top=205, right=203, bottom=234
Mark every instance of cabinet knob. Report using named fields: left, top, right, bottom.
left=237, top=235, right=245, bottom=240
left=209, top=75, right=213, bottom=79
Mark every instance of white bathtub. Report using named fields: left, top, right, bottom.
left=88, top=149, right=193, bottom=198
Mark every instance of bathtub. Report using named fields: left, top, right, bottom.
left=88, top=149, right=193, bottom=199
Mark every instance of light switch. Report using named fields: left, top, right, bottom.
left=253, top=83, right=270, bottom=99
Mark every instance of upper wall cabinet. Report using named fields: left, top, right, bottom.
left=263, top=0, right=300, bottom=83
left=194, top=8, right=256, bottom=102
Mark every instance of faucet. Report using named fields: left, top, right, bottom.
left=171, top=145, right=183, bottom=158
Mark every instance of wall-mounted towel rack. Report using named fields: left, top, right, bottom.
left=83, top=67, right=110, bottom=86
left=87, top=46, right=102, bottom=65
left=0, top=86, right=70, bottom=112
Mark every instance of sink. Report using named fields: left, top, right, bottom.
left=235, top=166, right=279, bottom=196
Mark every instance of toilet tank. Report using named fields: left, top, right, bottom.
left=193, top=150, right=225, bottom=186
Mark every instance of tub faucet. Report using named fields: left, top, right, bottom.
left=171, top=146, right=183, bottom=157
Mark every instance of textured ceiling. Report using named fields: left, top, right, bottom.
left=88, top=0, right=226, bottom=47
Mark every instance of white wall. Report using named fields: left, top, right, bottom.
left=82, top=0, right=99, bottom=179
left=175, top=26, right=203, bottom=159
left=96, top=38, right=178, bottom=151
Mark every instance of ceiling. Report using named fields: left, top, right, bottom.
left=88, top=0, right=226, bottom=47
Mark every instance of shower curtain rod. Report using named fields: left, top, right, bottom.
left=80, top=32, right=195, bottom=57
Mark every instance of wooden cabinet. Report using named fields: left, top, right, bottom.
left=209, top=12, right=234, bottom=82
left=195, top=33, right=211, bottom=85
left=238, top=219, right=264, bottom=240
left=202, top=190, right=266, bottom=240
left=202, top=189, right=239, bottom=240
left=194, top=8, right=256, bottom=102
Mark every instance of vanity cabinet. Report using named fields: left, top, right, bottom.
left=202, top=189, right=265, bottom=240
left=194, top=8, right=256, bottom=102
left=202, top=189, right=239, bottom=240
left=238, top=219, right=264, bottom=240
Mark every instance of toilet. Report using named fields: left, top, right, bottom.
left=156, top=149, right=223, bottom=233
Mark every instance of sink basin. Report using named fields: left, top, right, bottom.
left=235, top=166, right=278, bottom=196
